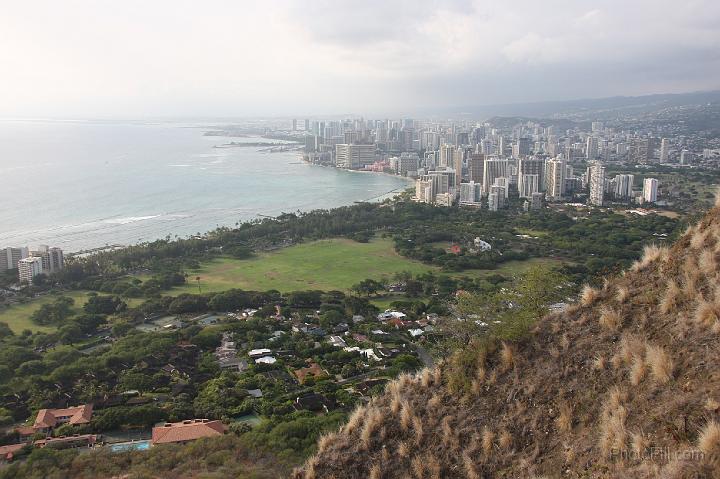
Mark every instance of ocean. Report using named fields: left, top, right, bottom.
left=0, top=119, right=411, bottom=253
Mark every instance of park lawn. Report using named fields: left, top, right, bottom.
left=0, top=291, right=144, bottom=334
left=167, top=238, right=439, bottom=294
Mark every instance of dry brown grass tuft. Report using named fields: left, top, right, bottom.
left=400, top=401, right=412, bottom=431
left=428, top=392, right=442, bottom=409
left=420, top=368, right=432, bottom=388
left=441, top=416, right=453, bottom=444
left=629, top=356, right=646, bottom=386
left=426, top=454, right=441, bottom=479
left=580, top=285, right=600, bottom=306
left=699, top=249, right=717, bottom=275
left=690, top=227, right=709, bottom=250
left=410, top=456, right=424, bottom=478
left=499, top=429, right=513, bottom=451
left=694, top=299, right=719, bottom=328
left=361, top=409, right=383, bottom=449
left=481, top=427, right=495, bottom=456
left=599, top=307, right=622, bottom=331
left=645, top=344, right=674, bottom=384
left=316, top=432, right=338, bottom=454
left=369, top=464, right=382, bottom=479
left=500, top=342, right=515, bottom=372
left=616, top=286, right=630, bottom=303
left=556, top=404, right=573, bottom=433
left=660, top=280, right=681, bottom=314
left=344, top=405, right=366, bottom=434
left=412, top=416, right=424, bottom=445
left=398, top=441, right=410, bottom=458
left=432, top=367, right=442, bottom=385
left=697, top=420, right=720, bottom=456
left=462, top=452, right=480, bottom=479
left=630, top=430, right=649, bottom=456
left=599, top=400, right=628, bottom=457
left=631, top=244, right=669, bottom=272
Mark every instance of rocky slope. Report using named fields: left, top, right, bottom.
left=294, top=204, right=720, bottom=478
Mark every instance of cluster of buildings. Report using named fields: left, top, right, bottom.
left=0, top=245, right=64, bottom=283
left=296, top=117, right=671, bottom=210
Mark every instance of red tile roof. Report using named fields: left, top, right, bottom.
left=0, top=443, right=26, bottom=461
left=152, top=419, right=226, bottom=445
left=34, top=434, right=98, bottom=448
left=33, top=404, right=93, bottom=429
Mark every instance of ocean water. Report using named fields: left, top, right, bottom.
left=0, top=120, right=411, bottom=252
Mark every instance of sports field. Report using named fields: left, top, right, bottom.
left=168, top=238, right=437, bottom=294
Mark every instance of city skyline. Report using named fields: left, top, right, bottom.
left=1, top=0, right=718, bottom=118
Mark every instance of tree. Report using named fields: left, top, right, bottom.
left=84, top=295, right=126, bottom=315
left=31, top=297, right=75, bottom=326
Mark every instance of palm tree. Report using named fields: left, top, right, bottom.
left=196, top=276, right=202, bottom=294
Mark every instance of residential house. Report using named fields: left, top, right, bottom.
left=151, top=419, right=227, bottom=445
left=33, top=405, right=93, bottom=433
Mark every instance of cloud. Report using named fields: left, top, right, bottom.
left=0, top=0, right=718, bottom=117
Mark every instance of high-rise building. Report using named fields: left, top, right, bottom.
left=304, top=119, right=310, bottom=131
left=614, top=174, right=634, bottom=199
left=454, top=148, right=464, bottom=187
left=643, top=178, right=659, bottom=203
left=586, top=136, right=599, bottom=160
left=488, top=184, right=506, bottom=210
left=396, top=152, right=419, bottom=176
left=518, top=157, right=545, bottom=197
left=588, top=163, right=606, bottom=206
left=591, top=121, right=604, bottom=133
left=459, top=182, right=482, bottom=205
left=0, top=246, right=29, bottom=271
left=468, top=153, right=485, bottom=184
left=292, top=119, right=297, bottom=131
left=335, top=144, right=376, bottom=169
left=438, top=144, right=455, bottom=167
left=18, top=256, right=43, bottom=283
left=512, top=137, right=531, bottom=158
left=30, top=245, right=64, bottom=274
left=680, top=150, right=692, bottom=165
left=659, top=138, right=669, bottom=162
left=482, top=159, right=509, bottom=193
left=545, top=157, right=566, bottom=200
left=519, top=174, right=540, bottom=198
left=629, top=138, right=655, bottom=163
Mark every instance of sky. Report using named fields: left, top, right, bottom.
left=1, top=0, right=719, bottom=118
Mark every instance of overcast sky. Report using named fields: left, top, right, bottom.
left=1, top=0, right=719, bottom=118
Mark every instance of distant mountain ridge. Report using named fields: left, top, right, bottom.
left=425, top=90, right=720, bottom=121
left=296, top=201, right=720, bottom=478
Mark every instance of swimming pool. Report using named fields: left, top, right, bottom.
left=109, top=440, right=151, bottom=452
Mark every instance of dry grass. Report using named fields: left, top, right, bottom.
left=699, top=249, right=717, bottom=275
left=616, top=286, right=630, bottom=303
left=400, top=401, right=412, bottom=431
left=344, top=405, right=367, bottom=434
left=705, top=398, right=720, bottom=412
left=369, top=464, right=382, bottom=479
left=412, top=416, right=424, bottom=445
left=631, top=244, right=668, bottom=272
left=500, top=342, right=515, bottom=372
left=556, top=404, right=573, bottom=433
left=580, top=285, right=599, bottom=306
left=482, top=427, right=495, bottom=456
left=645, top=344, right=674, bottom=384
left=462, top=452, right=480, bottom=479
left=690, top=228, right=709, bottom=250
left=697, top=420, right=720, bottom=456
left=694, top=299, right=719, bottom=328
left=398, top=441, right=410, bottom=458
left=420, top=368, right=433, bottom=388
left=630, top=430, right=649, bottom=456
left=660, top=280, right=681, bottom=314
left=599, top=307, right=622, bottom=331
left=629, top=356, right=646, bottom=386
left=360, top=409, right=383, bottom=449
left=599, top=399, right=628, bottom=457
left=499, top=429, right=513, bottom=451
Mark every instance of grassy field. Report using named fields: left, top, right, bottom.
left=167, top=238, right=438, bottom=294
left=0, top=291, right=92, bottom=333
left=0, top=291, right=143, bottom=334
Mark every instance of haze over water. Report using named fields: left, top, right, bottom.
left=0, top=120, right=410, bottom=252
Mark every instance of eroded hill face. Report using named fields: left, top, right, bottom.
left=295, top=207, right=720, bottom=479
